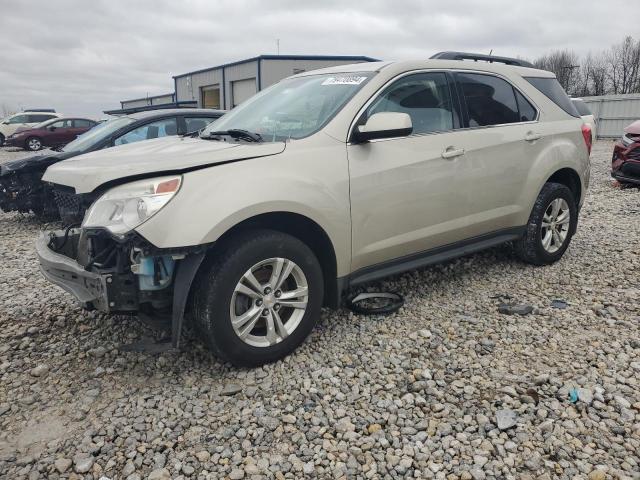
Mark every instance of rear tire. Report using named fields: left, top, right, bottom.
left=515, top=182, right=578, bottom=265
left=26, top=136, right=42, bottom=151
left=190, top=229, right=324, bottom=367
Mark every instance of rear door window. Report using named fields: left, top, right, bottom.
left=456, top=73, right=519, bottom=127
left=114, top=118, right=178, bottom=146
left=73, top=119, right=95, bottom=128
left=365, top=72, right=456, bottom=134
left=524, top=77, right=579, bottom=117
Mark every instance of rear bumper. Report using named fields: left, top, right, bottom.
left=36, top=232, right=111, bottom=309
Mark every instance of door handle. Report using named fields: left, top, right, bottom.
left=524, top=132, right=542, bottom=142
left=441, top=146, right=465, bottom=159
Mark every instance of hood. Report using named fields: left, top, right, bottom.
left=0, top=151, right=73, bottom=176
left=624, top=120, right=640, bottom=135
left=43, top=135, right=287, bottom=193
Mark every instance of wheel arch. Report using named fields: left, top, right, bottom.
left=206, top=211, right=340, bottom=308
left=545, top=167, right=582, bottom=205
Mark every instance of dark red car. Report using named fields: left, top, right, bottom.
left=5, top=117, right=97, bottom=151
left=612, top=120, right=640, bottom=185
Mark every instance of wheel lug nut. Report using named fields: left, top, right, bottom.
left=264, top=287, right=272, bottom=294
left=256, top=299, right=263, bottom=306
left=262, top=309, right=269, bottom=316
left=274, top=304, right=280, bottom=311
left=275, top=290, right=281, bottom=298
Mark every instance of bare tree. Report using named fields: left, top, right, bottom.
left=0, top=103, right=16, bottom=117
left=533, top=50, right=580, bottom=94
left=606, top=36, right=640, bottom=94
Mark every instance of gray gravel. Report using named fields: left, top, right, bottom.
left=1, top=141, right=639, bottom=479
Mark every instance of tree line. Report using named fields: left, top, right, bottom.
left=531, top=36, right=640, bottom=97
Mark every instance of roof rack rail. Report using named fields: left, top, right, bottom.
left=430, top=51, right=534, bottom=68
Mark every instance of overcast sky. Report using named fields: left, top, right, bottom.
left=0, top=0, right=631, bottom=117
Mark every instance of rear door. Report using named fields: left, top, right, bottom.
left=453, top=71, right=543, bottom=237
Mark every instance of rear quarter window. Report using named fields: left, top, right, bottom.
left=524, top=77, right=579, bottom=117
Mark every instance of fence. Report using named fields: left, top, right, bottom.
left=581, top=94, right=640, bottom=139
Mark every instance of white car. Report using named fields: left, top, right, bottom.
left=571, top=98, right=596, bottom=145
left=39, top=52, right=591, bottom=367
left=0, top=111, right=61, bottom=146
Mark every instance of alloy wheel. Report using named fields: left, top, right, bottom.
left=230, top=257, right=309, bottom=348
left=541, top=198, right=570, bottom=253
left=28, top=138, right=42, bottom=151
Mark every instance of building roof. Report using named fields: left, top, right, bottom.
left=120, top=92, right=176, bottom=105
left=173, top=54, right=379, bottom=79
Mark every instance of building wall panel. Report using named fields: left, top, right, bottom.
left=582, top=94, right=640, bottom=139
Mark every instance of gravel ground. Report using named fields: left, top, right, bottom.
left=0, top=141, right=639, bottom=480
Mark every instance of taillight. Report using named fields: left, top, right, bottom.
left=581, top=124, right=592, bottom=156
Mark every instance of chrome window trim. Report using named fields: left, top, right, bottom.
left=347, top=68, right=540, bottom=145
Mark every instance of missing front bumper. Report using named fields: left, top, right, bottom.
left=36, top=231, right=138, bottom=312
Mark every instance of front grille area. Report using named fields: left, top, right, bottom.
left=53, top=188, right=92, bottom=225
left=627, top=147, right=640, bottom=161
left=621, top=161, right=640, bottom=178
left=0, top=171, right=57, bottom=216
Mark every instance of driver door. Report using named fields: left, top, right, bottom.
left=348, top=71, right=471, bottom=272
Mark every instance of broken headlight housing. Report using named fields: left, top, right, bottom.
left=82, top=175, right=182, bottom=236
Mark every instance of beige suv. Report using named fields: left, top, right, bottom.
left=0, top=111, right=60, bottom=146
left=38, top=52, right=591, bottom=366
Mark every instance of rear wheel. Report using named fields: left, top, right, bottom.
left=26, top=137, right=42, bottom=151
left=190, top=230, right=324, bottom=367
left=515, top=182, right=578, bottom=265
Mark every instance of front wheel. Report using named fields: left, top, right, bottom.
left=26, top=136, right=42, bottom=151
left=515, top=182, right=578, bottom=265
left=190, top=230, right=324, bottom=367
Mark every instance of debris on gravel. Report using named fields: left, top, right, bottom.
left=1, top=141, right=639, bottom=479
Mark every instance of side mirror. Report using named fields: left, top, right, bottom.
left=352, top=112, right=413, bottom=142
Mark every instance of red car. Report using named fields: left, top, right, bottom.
left=612, top=120, right=640, bottom=185
left=5, top=117, right=97, bottom=151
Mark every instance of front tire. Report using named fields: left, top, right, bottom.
left=190, top=230, right=324, bottom=367
left=26, top=136, right=42, bottom=151
left=515, top=182, right=578, bottom=265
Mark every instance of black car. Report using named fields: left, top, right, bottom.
left=0, top=108, right=225, bottom=218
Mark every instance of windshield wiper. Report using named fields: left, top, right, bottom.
left=203, top=129, right=263, bottom=142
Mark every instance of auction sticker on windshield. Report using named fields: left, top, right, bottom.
left=321, top=76, right=367, bottom=86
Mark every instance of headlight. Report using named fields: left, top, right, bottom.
left=82, top=175, right=182, bottom=235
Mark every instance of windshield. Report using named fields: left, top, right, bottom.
left=63, top=116, right=135, bottom=152
left=202, top=72, right=374, bottom=141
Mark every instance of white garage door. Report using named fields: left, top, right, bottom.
left=232, top=78, right=257, bottom=107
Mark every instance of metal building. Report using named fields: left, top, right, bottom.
left=581, top=93, right=640, bottom=139
left=173, top=54, right=378, bottom=110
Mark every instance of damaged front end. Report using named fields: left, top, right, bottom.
left=0, top=169, right=59, bottom=217
left=36, top=227, right=206, bottom=347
